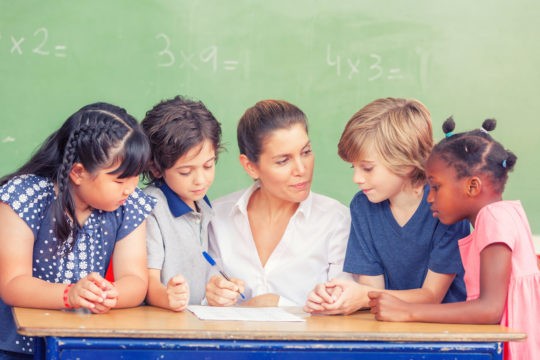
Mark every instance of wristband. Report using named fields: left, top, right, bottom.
left=63, top=284, right=74, bottom=309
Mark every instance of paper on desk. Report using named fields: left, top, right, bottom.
left=187, top=305, right=305, bottom=322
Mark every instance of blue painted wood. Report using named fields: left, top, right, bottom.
left=43, top=337, right=503, bottom=360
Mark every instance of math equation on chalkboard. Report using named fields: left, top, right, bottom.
left=155, top=33, right=247, bottom=74
left=0, top=27, right=67, bottom=58
left=326, top=44, right=427, bottom=82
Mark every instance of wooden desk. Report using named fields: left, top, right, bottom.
left=14, top=306, right=525, bottom=360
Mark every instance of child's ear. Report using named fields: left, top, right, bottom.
left=149, top=162, right=162, bottom=179
left=69, top=163, right=87, bottom=185
left=465, top=176, right=482, bottom=197
left=239, top=154, right=259, bottom=180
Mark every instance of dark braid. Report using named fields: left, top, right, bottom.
left=1, top=102, right=150, bottom=253
left=432, top=117, right=517, bottom=193
left=54, top=128, right=81, bottom=248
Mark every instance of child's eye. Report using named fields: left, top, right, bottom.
left=178, top=171, right=191, bottom=176
left=362, top=167, right=373, bottom=172
left=302, top=148, right=312, bottom=156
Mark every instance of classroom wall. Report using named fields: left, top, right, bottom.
left=1, top=0, right=539, bottom=232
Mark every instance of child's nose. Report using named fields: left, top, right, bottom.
left=352, top=169, right=365, bottom=184
left=427, top=189, right=435, bottom=203
left=193, top=169, right=206, bottom=184
left=123, top=178, right=139, bottom=195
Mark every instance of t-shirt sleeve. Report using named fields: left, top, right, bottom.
left=0, top=175, right=54, bottom=237
left=343, top=193, right=383, bottom=276
left=146, top=210, right=165, bottom=270
left=115, top=187, right=156, bottom=241
left=473, top=206, right=516, bottom=252
left=428, top=219, right=470, bottom=275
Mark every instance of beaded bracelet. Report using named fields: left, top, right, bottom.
left=63, top=284, right=73, bottom=309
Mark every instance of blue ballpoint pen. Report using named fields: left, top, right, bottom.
left=202, top=251, right=246, bottom=300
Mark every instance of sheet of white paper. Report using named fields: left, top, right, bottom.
left=187, top=305, right=305, bottom=322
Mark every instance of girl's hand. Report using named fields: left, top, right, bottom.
left=368, top=291, right=413, bottom=322
left=166, top=275, right=190, bottom=312
left=68, top=272, right=114, bottom=311
left=90, top=284, right=119, bottom=314
left=205, top=274, right=245, bottom=306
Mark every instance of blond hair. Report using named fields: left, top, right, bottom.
left=338, top=98, right=433, bottom=186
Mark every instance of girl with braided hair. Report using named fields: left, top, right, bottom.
left=0, top=102, right=156, bottom=359
left=368, top=117, right=539, bottom=360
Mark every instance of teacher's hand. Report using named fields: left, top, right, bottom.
left=241, top=293, right=279, bottom=307
left=205, top=274, right=245, bottom=306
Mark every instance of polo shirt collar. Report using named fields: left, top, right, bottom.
left=158, top=181, right=211, bottom=218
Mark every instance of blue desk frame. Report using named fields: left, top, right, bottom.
left=40, top=337, right=504, bottom=359
left=14, top=306, right=522, bottom=360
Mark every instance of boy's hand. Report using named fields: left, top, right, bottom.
left=167, top=274, right=190, bottom=312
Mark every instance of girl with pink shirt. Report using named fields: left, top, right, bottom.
left=367, top=117, right=539, bottom=360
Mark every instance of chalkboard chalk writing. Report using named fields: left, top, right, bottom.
left=1, top=1, right=539, bottom=233
left=326, top=44, right=411, bottom=82
left=156, top=33, right=246, bottom=74
left=2, top=27, right=67, bottom=58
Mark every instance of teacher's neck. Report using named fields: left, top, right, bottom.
left=248, top=187, right=300, bottom=222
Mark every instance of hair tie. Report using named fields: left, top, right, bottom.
left=502, top=159, right=507, bottom=168
left=445, top=131, right=454, bottom=138
left=480, top=128, right=488, bottom=134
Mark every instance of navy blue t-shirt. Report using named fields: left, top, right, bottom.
left=343, top=184, right=469, bottom=303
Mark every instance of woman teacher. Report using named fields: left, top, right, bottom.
left=206, top=99, right=350, bottom=306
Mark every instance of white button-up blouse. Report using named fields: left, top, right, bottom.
left=208, top=182, right=351, bottom=306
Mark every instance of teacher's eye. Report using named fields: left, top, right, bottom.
left=275, top=157, right=289, bottom=165
left=178, top=171, right=191, bottom=176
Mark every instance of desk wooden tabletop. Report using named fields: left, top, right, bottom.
left=13, top=306, right=525, bottom=342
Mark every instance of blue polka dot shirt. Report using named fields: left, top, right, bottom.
left=0, top=174, right=156, bottom=354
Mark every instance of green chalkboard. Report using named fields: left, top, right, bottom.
left=1, top=0, right=540, bottom=232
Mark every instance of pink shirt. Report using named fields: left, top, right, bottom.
left=459, top=201, right=540, bottom=360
